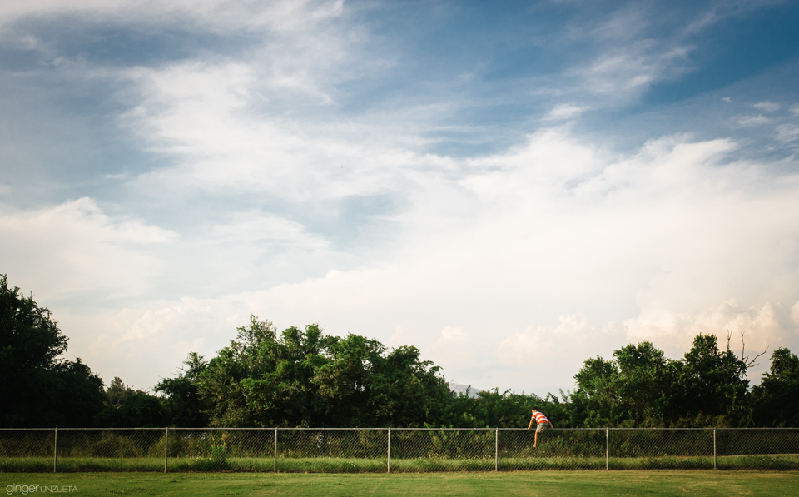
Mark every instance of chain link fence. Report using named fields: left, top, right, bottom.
left=2, top=428, right=797, bottom=473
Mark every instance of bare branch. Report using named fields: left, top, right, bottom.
left=745, top=345, right=769, bottom=369
left=732, top=329, right=767, bottom=368
left=740, top=329, right=745, bottom=359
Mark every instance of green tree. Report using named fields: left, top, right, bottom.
left=677, top=333, right=750, bottom=425
left=105, top=376, right=130, bottom=408
left=233, top=321, right=331, bottom=427
left=155, top=353, right=210, bottom=427
left=365, top=344, right=450, bottom=427
left=159, top=316, right=452, bottom=427
left=612, top=342, right=672, bottom=425
left=752, top=348, right=799, bottom=426
left=438, top=389, right=564, bottom=428
left=94, top=377, right=169, bottom=428
left=0, top=274, right=105, bottom=427
left=571, top=355, right=623, bottom=426
left=569, top=336, right=752, bottom=427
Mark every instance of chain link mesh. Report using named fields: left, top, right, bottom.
left=501, top=428, right=606, bottom=470
left=278, top=429, right=386, bottom=473
left=716, top=429, right=799, bottom=470
left=608, top=429, right=714, bottom=469
left=57, top=429, right=165, bottom=471
left=391, top=429, right=494, bottom=472
left=2, top=428, right=798, bottom=472
left=0, top=430, right=54, bottom=472
left=168, top=429, right=275, bottom=471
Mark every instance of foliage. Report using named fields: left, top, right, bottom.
left=155, top=353, right=210, bottom=427
left=4, top=270, right=799, bottom=429
left=158, top=316, right=799, bottom=428
left=93, top=377, right=169, bottom=428
left=752, top=348, right=799, bottom=427
left=570, top=335, right=753, bottom=427
left=168, top=316, right=452, bottom=427
left=435, top=388, right=569, bottom=428
left=0, top=274, right=105, bottom=427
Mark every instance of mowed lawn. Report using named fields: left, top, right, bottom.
left=2, top=471, right=798, bottom=496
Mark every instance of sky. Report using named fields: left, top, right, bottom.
left=2, top=0, right=799, bottom=396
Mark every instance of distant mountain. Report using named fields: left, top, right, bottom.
left=448, top=381, right=482, bottom=398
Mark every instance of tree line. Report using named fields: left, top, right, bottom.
left=2, top=274, right=798, bottom=428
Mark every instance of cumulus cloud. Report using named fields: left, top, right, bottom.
left=0, top=197, right=177, bottom=301
left=70, top=128, right=797, bottom=392
left=625, top=300, right=799, bottom=381
left=497, top=314, right=625, bottom=389
left=429, top=326, right=480, bottom=371
left=11, top=126, right=793, bottom=394
left=3, top=0, right=799, bottom=395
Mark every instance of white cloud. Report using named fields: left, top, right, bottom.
left=625, top=300, right=799, bottom=381
left=559, top=2, right=786, bottom=109
left=585, top=5, right=648, bottom=42
left=776, top=124, right=799, bottom=143
left=120, top=56, right=424, bottom=204
left=498, top=313, right=624, bottom=364
left=543, top=104, right=588, bottom=121
left=3, top=1, right=799, bottom=396
left=736, top=114, right=770, bottom=127
left=59, top=297, right=238, bottom=389
left=429, top=326, right=479, bottom=371
left=0, top=197, right=177, bottom=301
left=752, top=101, right=780, bottom=112
left=12, top=126, right=795, bottom=394
left=576, top=43, right=692, bottom=98
left=626, top=300, right=796, bottom=353
left=0, top=0, right=345, bottom=33
left=98, top=129, right=799, bottom=391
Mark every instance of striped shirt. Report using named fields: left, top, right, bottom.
left=532, top=411, right=549, bottom=424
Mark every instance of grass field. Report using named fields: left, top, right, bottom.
left=3, top=454, right=799, bottom=472
left=1, top=471, right=798, bottom=496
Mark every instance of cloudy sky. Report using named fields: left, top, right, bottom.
left=2, top=0, right=799, bottom=396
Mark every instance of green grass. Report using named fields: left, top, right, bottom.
left=1, top=471, right=798, bottom=496
left=4, top=454, right=799, bottom=473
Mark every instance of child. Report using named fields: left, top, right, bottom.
left=527, top=407, right=554, bottom=447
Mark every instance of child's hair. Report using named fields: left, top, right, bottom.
left=532, top=406, right=538, bottom=411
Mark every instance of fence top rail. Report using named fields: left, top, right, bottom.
left=2, top=426, right=798, bottom=431
left=0, top=428, right=57, bottom=431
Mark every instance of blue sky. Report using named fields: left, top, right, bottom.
left=2, top=0, right=799, bottom=395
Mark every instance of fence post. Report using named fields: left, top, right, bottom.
left=274, top=428, right=278, bottom=472
left=53, top=428, right=58, bottom=473
left=492, top=428, right=497, bottom=471
left=606, top=428, right=609, bottom=471
left=164, top=427, right=169, bottom=473
left=387, top=428, right=391, bottom=474
left=713, top=429, right=717, bottom=470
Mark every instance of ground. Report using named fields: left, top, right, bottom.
left=1, top=471, right=798, bottom=496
